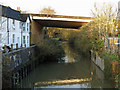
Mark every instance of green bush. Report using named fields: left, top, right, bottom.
left=35, top=38, right=65, bottom=62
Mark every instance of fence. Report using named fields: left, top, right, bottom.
left=105, top=37, right=120, bottom=55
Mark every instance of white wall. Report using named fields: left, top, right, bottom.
left=0, top=16, right=30, bottom=49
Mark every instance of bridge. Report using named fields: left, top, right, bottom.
left=30, top=14, right=92, bottom=29
left=29, top=14, right=93, bottom=45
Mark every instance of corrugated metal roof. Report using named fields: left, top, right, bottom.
left=0, top=5, right=29, bottom=22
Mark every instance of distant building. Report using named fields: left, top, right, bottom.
left=0, top=5, right=30, bottom=49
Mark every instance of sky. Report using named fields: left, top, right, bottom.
left=0, top=0, right=120, bottom=17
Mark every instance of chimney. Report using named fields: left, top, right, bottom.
left=17, top=7, right=20, bottom=12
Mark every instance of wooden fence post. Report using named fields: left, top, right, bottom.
left=24, top=44, right=26, bottom=48
left=11, top=44, right=13, bottom=50
left=4, top=45, right=6, bottom=53
left=21, top=44, right=22, bottom=48
left=16, top=43, right=18, bottom=50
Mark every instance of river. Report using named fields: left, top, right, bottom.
left=20, top=42, right=114, bottom=88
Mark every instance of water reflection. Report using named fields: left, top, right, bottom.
left=36, top=83, right=91, bottom=88
left=20, top=42, right=114, bottom=88
left=60, top=42, right=76, bottom=63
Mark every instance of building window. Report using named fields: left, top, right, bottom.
left=0, top=34, right=2, bottom=43
left=17, top=37, right=19, bottom=43
left=23, top=36, right=25, bottom=44
left=0, top=17, right=1, bottom=29
left=13, top=19, right=15, bottom=25
left=12, top=19, right=15, bottom=30
left=19, top=22, right=22, bottom=29
left=27, top=23, right=29, bottom=31
left=27, top=36, right=29, bottom=44
left=22, top=23, right=26, bottom=31
left=23, top=27, right=25, bottom=31
left=12, top=34, right=15, bottom=43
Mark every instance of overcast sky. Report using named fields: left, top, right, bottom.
left=0, top=0, right=120, bottom=17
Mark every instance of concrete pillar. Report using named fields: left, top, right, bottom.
left=31, top=20, right=44, bottom=46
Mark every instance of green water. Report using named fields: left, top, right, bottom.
left=20, top=42, right=114, bottom=88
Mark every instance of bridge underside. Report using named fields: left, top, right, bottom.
left=34, top=19, right=88, bottom=29
left=30, top=15, right=92, bottom=45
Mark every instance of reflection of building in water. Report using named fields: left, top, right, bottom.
left=62, top=43, right=76, bottom=63
left=64, top=56, right=75, bottom=63
left=34, top=78, right=92, bottom=87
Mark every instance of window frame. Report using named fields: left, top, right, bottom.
left=12, top=34, right=15, bottom=43
left=23, top=36, right=26, bottom=44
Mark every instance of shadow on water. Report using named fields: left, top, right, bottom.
left=20, top=42, right=114, bottom=88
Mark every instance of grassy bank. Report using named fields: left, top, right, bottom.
left=99, top=52, right=120, bottom=88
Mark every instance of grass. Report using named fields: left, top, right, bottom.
left=103, top=53, right=118, bottom=60
left=101, top=52, right=120, bottom=64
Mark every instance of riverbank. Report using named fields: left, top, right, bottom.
left=2, top=45, right=36, bottom=88
left=91, top=51, right=120, bottom=88
left=2, top=38, right=65, bottom=88
left=20, top=43, right=114, bottom=88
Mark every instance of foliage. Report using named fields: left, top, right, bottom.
left=67, top=21, right=102, bottom=55
left=91, top=2, right=117, bottom=38
left=35, top=38, right=65, bottom=62
left=66, top=3, right=118, bottom=56
left=103, top=53, right=118, bottom=60
left=46, top=27, right=79, bottom=41
left=40, top=7, right=56, bottom=15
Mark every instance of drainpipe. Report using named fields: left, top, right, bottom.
left=21, top=25, right=23, bottom=48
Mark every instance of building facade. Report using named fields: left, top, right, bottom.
left=0, top=5, right=30, bottom=49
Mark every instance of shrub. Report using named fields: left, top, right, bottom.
left=35, top=38, right=65, bottom=62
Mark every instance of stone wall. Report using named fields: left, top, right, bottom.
left=91, top=51, right=120, bottom=88
left=91, top=52, right=104, bottom=71
left=2, top=45, right=36, bottom=88
left=3, top=45, right=36, bottom=71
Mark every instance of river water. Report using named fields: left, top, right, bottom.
left=20, top=42, right=114, bottom=88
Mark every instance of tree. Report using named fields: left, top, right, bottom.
left=40, top=7, right=56, bottom=15
left=91, top=2, right=117, bottom=39
left=91, top=2, right=117, bottom=53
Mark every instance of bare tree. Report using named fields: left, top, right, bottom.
left=40, top=6, right=56, bottom=15
left=91, top=2, right=118, bottom=53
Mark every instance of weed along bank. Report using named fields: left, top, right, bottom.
left=91, top=51, right=120, bottom=88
